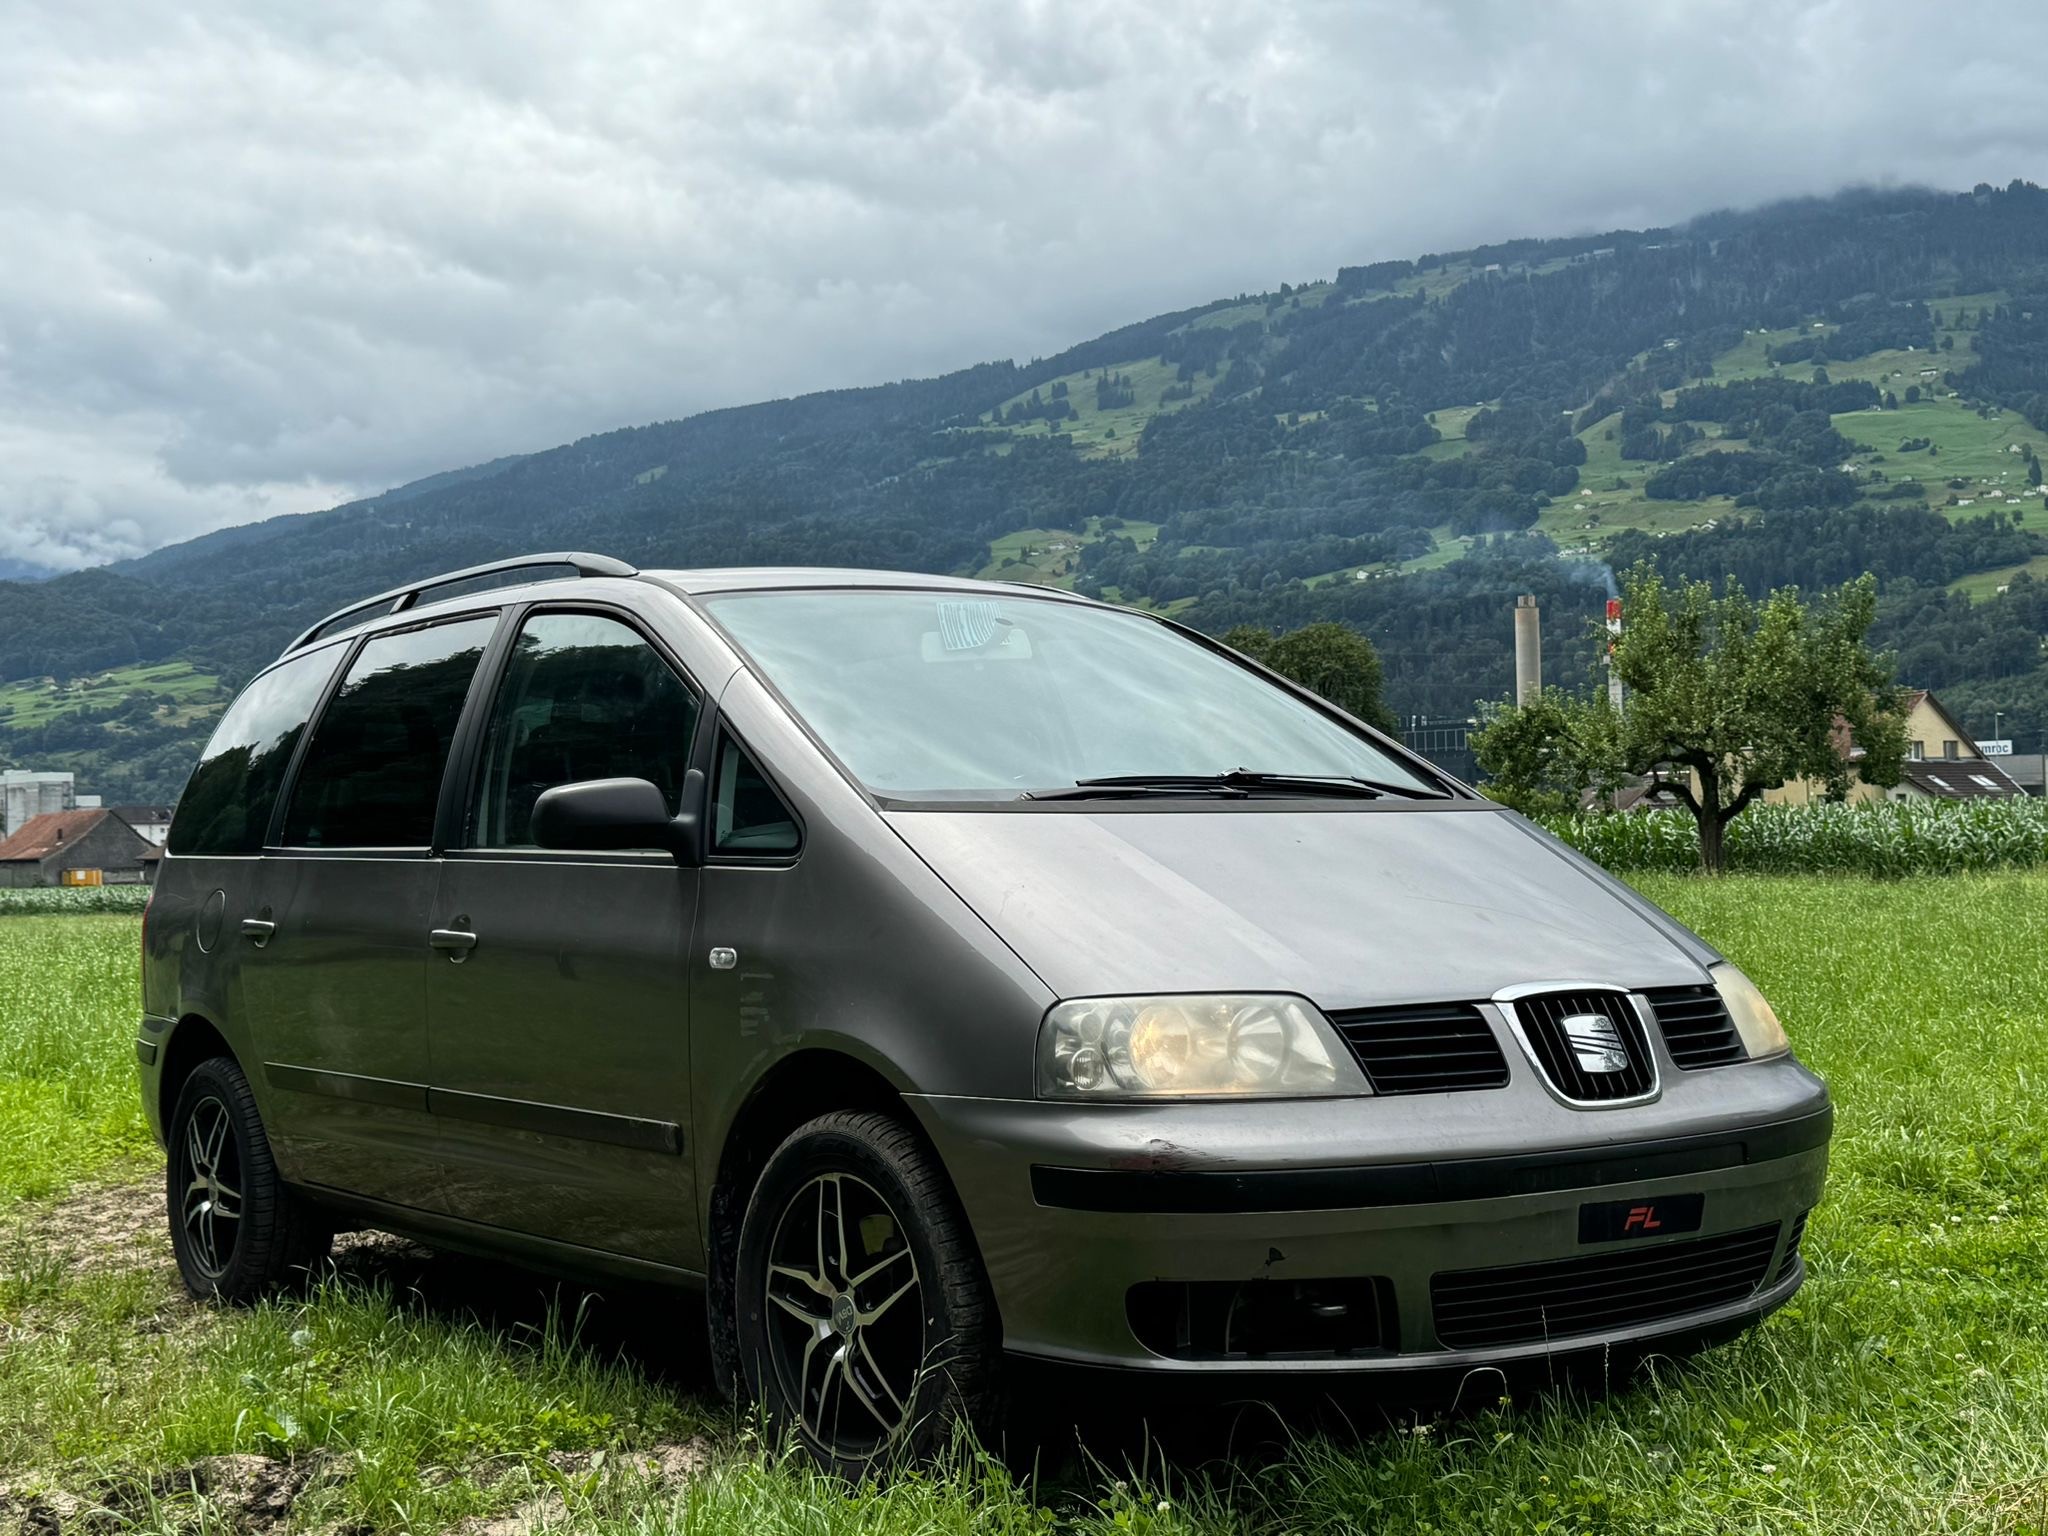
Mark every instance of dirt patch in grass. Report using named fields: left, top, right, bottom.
left=35, top=1167, right=169, bottom=1277
left=0, top=1439, right=718, bottom=1536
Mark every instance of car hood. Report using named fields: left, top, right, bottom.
left=885, top=805, right=1715, bottom=1008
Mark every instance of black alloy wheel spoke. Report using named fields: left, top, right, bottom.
left=763, top=1170, right=925, bottom=1458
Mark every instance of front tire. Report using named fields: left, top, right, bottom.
left=735, top=1111, right=999, bottom=1476
left=166, top=1055, right=330, bottom=1300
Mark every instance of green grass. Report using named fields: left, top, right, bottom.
left=0, top=661, right=223, bottom=731
left=3, top=883, right=2047, bottom=1532
left=0, top=914, right=155, bottom=1199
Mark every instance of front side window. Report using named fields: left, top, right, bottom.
left=280, top=616, right=498, bottom=848
left=167, top=645, right=343, bottom=854
left=702, top=590, right=1430, bottom=800
left=713, top=735, right=800, bottom=854
left=467, top=612, right=701, bottom=848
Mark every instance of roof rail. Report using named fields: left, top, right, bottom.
left=285, top=551, right=639, bottom=653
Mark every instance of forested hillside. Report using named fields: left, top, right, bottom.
left=11, top=181, right=2048, bottom=798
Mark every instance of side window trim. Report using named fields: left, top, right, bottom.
left=706, top=719, right=804, bottom=866
left=444, top=600, right=709, bottom=858
left=261, top=630, right=369, bottom=851
left=268, top=607, right=506, bottom=853
left=433, top=603, right=528, bottom=855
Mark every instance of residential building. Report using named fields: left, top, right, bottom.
left=0, top=809, right=158, bottom=888
left=109, top=804, right=174, bottom=847
left=1764, top=689, right=2025, bottom=805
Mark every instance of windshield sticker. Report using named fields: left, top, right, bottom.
left=935, top=599, right=1002, bottom=652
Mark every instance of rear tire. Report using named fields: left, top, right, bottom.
left=166, top=1056, right=330, bottom=1301
left=735, top=1110, right=999, bottom=1477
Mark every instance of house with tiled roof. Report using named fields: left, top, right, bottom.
left=1765, top=689, right=2024, bottom=806
left=0, top=809, right=159, bottom=888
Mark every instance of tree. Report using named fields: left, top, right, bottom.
left=1471, top=567, right=1906, bottom=871
left=1223, top=621, right=1398, bottom=732
left=1469, top=692, right=1618, bottom=814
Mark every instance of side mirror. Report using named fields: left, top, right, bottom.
left=530, top=773, right=701, bottom=863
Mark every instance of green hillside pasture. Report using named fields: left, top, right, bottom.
left=1951, top=551, right=2048, bottom=600
left=991, top=355, right=1220, bottom=458
left=975, top=517, right=1161, bottom=589
left=1415, top=402, right=1488, bottom=461
left=1533, top=314, right=2044, bottom=552
left=1302, top=524, right=1468, bottom=585
left=0, top=661, right=222, bottom=731
left=1837, top=398, right=2048, bottom=523
left=1539, top=410, right=1727, bottom=547
left=3, top=879, right=2047, bottom=1532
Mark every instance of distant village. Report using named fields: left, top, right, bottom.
left=0, top=769, right=167, bottom=889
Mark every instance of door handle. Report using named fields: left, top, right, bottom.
left=239, top=918, right=275, bottom=946
left=429, top=928, right=478, bottom=961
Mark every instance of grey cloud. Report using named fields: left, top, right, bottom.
left=4, top=0, right=2048, bottom=570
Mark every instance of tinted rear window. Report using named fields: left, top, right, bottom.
left=280, top=616, right=497, bottom=848
left=167, top=646, right=345, bottom=855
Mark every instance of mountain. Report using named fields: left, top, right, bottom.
left=10, top=180, right=2048, bottom=799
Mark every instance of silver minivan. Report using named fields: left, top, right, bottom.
left=140, top=553, right=1830, bottom=1474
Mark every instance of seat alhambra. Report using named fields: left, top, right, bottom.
left=140, top=552, right=1830, bottom=1474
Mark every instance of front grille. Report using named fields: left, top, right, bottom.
left=1644, top=984, right=1746, bottom=1069
left=1509, top=991, right=1656, bottom=1102
left=1431, top=1223, right=1781, bottom=1350
left=1775, top=1211, right=1809, bottom=1285
left=1327, top=1003, right=1511, bottom=1095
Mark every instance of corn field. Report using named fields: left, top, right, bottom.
left=0, top=885, right=154, bottom=916
left=1537, top=797, right=2048, bottom=876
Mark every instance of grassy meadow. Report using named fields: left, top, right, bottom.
left=1, top=878, right=2045, bottom=1533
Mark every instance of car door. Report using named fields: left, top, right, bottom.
left=425, top=608, right=706, bottom=1267
left=242, top=613, right=500, bottom=1210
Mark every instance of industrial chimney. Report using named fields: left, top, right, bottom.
left=1513, top=595, right=1541, bottom=706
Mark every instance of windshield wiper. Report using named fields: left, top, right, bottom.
left=1216, top=770, right=1448, bottom=800
left=1022, top=777, right=1250, bottom=802
left=1023, top=770, right=1448, bottom=802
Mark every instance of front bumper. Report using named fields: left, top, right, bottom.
left=910, top=1056, right=1829, bottom=1372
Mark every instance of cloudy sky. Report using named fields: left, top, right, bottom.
left=5, top=0, right=2047, bottom=573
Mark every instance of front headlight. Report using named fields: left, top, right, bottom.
left=1035, top=994, right=1369, bottom=1099
left=1712, top=964, right=1789, bottom=1060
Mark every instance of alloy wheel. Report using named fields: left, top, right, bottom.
left=761, top=1171, right=925, bottom=1457
left=179, top=1095, right=243, bottom=1278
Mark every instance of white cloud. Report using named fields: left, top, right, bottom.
left=4, top=0, right=2047, bottom=570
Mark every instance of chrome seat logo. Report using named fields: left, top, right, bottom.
left=1559, top=1012, right=1630, bottom=1074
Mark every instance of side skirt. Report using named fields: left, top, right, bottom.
left=294, top=1182, right=707, bottom=1291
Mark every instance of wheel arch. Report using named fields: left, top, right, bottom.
left=157, top=1013, right=237, bottom=1134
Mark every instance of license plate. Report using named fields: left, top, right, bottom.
left=1579, top=1193, right=1705, bottom=1243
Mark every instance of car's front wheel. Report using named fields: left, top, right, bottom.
left=735, top=1110, right=999, bottom=1476
left=166, top=1055, right=330, bottom=1300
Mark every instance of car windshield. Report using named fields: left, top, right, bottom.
left=701, top=588, right=1435, bottom=800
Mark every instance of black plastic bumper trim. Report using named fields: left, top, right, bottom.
left=1030, top=1105, right=1832, bottom=1214
left=266, top=1062, right=430, bottom=1113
